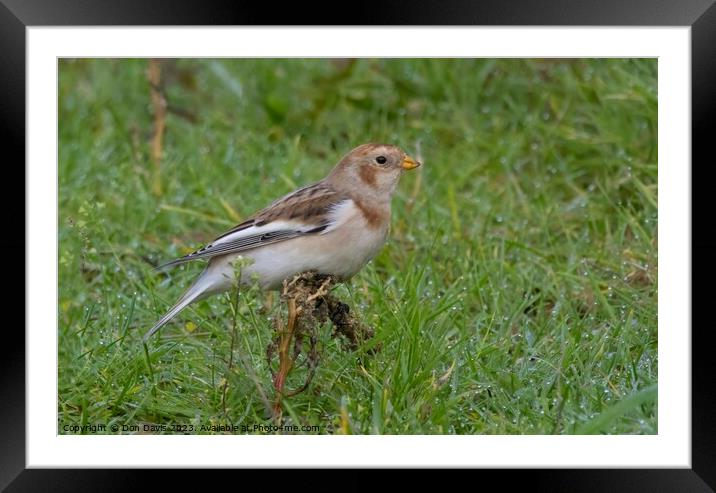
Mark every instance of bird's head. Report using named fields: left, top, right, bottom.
left=326, top=143, right=421, bottom=200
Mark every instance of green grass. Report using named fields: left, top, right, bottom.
left=58, top=58, right=657, bottom=435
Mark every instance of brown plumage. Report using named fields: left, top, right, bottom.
left=358, top=165, right=377, bottom=187
left=352, top=198, right=389, bottom=228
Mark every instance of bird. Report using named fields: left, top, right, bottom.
left=144, top=143, right=421, bottom=341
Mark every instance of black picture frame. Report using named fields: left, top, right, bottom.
left=4, top=0, right=714, bottom=490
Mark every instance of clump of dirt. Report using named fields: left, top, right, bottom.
left=266, top=271, right=375, bottom=412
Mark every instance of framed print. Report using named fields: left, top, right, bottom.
left=6, top=0, right=715, bottom=489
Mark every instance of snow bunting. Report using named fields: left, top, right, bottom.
left=144, top=143, right=421, bottom=340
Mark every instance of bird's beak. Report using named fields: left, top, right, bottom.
left=401, top=155, right=421, bottom=170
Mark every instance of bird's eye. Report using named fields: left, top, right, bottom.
left=375, top=156, right=387, bottom=164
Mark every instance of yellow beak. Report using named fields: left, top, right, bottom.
left=401, top=155, right=421, bottom=170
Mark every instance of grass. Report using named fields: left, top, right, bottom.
left=58, top=58, right=657, bottom=435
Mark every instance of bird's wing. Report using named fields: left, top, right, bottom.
left=156, top=182, right=350, bottom=269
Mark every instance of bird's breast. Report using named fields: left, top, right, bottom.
left=215, top=201, right=390, bottom=290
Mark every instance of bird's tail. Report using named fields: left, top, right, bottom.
left=143, top=269, right=216, bottom=342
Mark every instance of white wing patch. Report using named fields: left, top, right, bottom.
left=323, top=199, right=358, bottom=233
left=211, top=220, right=308, bottom=247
